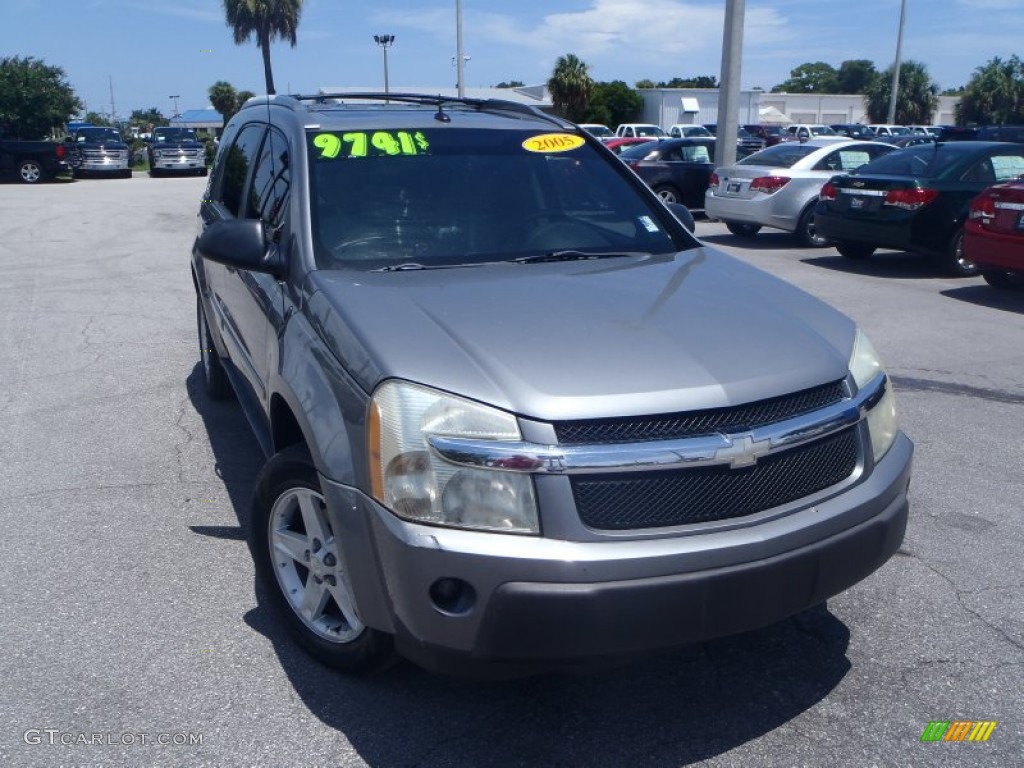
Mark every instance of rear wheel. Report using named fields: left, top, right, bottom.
left=797, top=205, right=829, bottom=247
left=196, top=295, right=232, bottom=400
left=17, top=159, right=45, bottom=184
left=835, top=241, right=876, bottom=260
left=982, top=269, right=1024, bottom=289
left=250, top=445, right=394, bottom=672
left=725, top=221, right=761, bottom=237
left=940, top=228, right=978, bottom=277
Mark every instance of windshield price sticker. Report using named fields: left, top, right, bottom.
left=522, top=133, right=586, bottom=153
left=313, top=131, right=430, bottom=159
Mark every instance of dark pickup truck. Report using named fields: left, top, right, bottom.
left=0, top=137, right=71, bottom=183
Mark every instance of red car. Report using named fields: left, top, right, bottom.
left=603, top=136, right=659, bottom=155
left=965, top=180, right=1024, bottom=288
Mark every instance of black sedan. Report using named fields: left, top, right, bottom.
left=814, top=141, right=1024, bottom=275
left=619, top=137, right=716, bottom=209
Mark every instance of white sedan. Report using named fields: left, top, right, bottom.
left=705, top=139, right=896, bottom=246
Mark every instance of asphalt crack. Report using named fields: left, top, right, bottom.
left=890, top=375, right=1024, bottom=406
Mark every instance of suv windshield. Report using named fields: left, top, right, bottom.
left=153, top=128, right=199, bottom=142
left=308, top=127, right=683, bottom=269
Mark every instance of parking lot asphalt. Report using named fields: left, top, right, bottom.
left=1, top=175, right=1021, bottom=767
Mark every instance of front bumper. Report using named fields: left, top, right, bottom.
left=321, top=431, right=912, bottom=674
left=77, top=157, right=129, bottom=172
left=151, top=154, right=205, bottom=170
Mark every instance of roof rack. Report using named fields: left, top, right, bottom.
left=283, top=92, right=571, bottom=130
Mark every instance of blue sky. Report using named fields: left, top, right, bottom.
left=2, top=0, right=1020, bottom=120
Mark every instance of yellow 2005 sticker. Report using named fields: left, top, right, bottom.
left=522, top=133, right=585, bottom=153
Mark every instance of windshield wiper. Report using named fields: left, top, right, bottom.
left=371, top=262, right=429, bottom=272
left=513, top=250, right=645, bottom=264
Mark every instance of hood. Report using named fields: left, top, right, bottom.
left=306, top=247, right=856, bottom=421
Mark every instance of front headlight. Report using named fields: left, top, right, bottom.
left=849, top=329, right=898, bottom=462
left=368, top=381, right=539, bottom=534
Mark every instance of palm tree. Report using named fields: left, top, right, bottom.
left=548, top=54, right=594, bottom=123
left=223, top=0, right=303, bottom=95
left=864, top=60, right=938, bottom=125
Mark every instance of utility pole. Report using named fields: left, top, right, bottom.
left=373, top=35, right=395, bottom=100
left=715, top=0, right=745, bottom=168
left=887, top=0, right=907, bottom=125
left=455, top=0, right=466, bottom=97
left=169, top=95, right=181, bottom=118
left=109, top=75, right=117, bottom=125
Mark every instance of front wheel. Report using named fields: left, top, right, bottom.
left=17, top=159, right=45, bottom=184
left=654, top=185, right=681, bottom=204
left=941, top=228, right=978, bottom=277
left=797, top=206, right=829, bottom=247
left=725, top=221, right=761, bottom=237
left=250, top=445, right=394, bottom=672
left=982, top=269, right=1024, bottom=289
left=835, top=241, right=876, bottom=260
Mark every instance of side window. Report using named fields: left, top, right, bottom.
left=246, top=129, right=291, bottom=228
left=991, top=153, right=1024, bottom=182
left=218, top=124, right=266, bottom=218
left=962, top=158, right=995, bottom=184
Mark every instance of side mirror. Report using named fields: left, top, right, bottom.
left=666, top=202, right=696, bottom=233
left=196, top=218, right=286, bottom=277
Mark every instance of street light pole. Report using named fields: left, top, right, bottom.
left=373, top=35, right=395, bottom=100
left=169, top=95, right=180, bottom=118
left=715, top=0, right=745, bottom=168
left=455, top=0, right=465, bottom=97
left=887, top=0, right=907, bottom=125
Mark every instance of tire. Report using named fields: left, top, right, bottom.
left=149, top=167, right=161, bottom=178
left=940, top=227, right=978, bottom=277
left=725, top=221, right=762, bottom=237
left=250, top=445, right=394, bottom=672
left=797, top=205, right=829, bottom=247
left=17, top=159, right=45, bottom=184
left=835, top=241, right=876, bottom=260
left=654, top=185, right=681, bottom=204
left=196, top=295, right=232, bottom=400
left=981, top=269, right=1024, bottom=289
left=198, top=167, right=208, bottom=177
left=122, top=169, right=132, bottom=179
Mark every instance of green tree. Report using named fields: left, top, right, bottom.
left=584, top=81, right=643, bottom=127
left=635, top=79, right=656, bottom=89
left=208, top=81, right=254, bottom=123
left=955, top=56, right=1024, bottom=125
left=864, top=60, right=939, bottom=124
left=85, top=111, right=113, bottom=127
left=223, top=0, right=303, bottom=95
left=658, top=75, right=718, bottom=88
left=0, top=56, right=82, bottom=138
left=495, top=80, right=525, bottom=88
left=548, top=53, right=594, bottom=122
left=836, top=60, right=877, bottom=94
left=772, top=62, right=839, bottom=93
left=130, top=108, right=169, bottom=130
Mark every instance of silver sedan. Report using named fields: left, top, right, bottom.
left=705, top=139, right=895, bottom=246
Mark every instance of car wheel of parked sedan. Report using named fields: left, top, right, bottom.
left=725, top=222, right=762, bottom=237
left=835, top=242, right=876, bottom=260
left=196, top=295, right=232, bottom=400
left=654, top=185, right=681, bottom=204
left=981, top=269, right=1024, bottom=289
left=251, top=445, right=394, bottom=673
left=942, top=228, right=978, bottom=277
left=17, top=159, right=44, bottom=184
left=797, top=206, right=829, bottom=247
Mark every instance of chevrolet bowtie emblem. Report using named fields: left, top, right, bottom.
left=714, top=433, right=773, bottom=469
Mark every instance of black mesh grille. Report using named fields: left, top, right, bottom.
left=554, top=380, right=847, bottom=445
left=571, top=428, right=859, bottom=530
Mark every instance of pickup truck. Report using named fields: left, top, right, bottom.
left=68, top=126, right=131, bottom=178
left=147, top=126, right=207, bottom=177
left=0, top=137, right=71, bottom=183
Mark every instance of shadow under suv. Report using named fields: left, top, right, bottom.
left=192, top=92, right=913, bottom=677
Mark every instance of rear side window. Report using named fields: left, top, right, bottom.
left=857, top=145, right=960, bottom=177
left=991, top=153, right=1024, bottom=181
left=218, top=124, right=265, bottom=217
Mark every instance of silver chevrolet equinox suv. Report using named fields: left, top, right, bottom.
left=192, top=93, right=913, bottom=676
